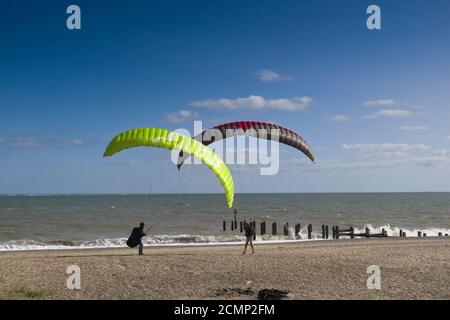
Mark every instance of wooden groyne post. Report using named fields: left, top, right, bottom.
left=295, top=223, right=301, bottom=239
left=272, top=222, right=277, bottom=235
left=260, top=222, right=266, bottom=235
left=283, top=223, right=289, bottom=236
left=322, top=225, right=326, bottom=239
left=325, top=225, right=329, bottom=239
left=223, top=221, right=226, bottom=231
left=307, top=224, right=313, bottom=239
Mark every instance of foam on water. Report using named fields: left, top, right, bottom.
left=1, top=224, right=448, bottom=251
left=354, top=224, right=450, bottom=237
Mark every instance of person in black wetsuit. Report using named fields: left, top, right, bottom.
left=242, top=222, right=255, bottom=255
left=127, top=222, right=147, bottom=255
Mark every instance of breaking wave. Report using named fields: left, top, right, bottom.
left=0, top=224, right=448, bottom=251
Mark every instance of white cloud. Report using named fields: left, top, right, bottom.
left=190, top=95, right=312, bottom=112
left=285, top=148, right=450, bottom=171
left=342, top=143, right=429, bottom=158
left=363, top=98, right=428, bottom=119
left=328, top=155, right=449, bottom=170
left=256, top=69, right=293, bottom=82
left=342, top=143, right=429, bottom=153
left=165, top=110, right=199, bottom=123
left=0, top=135, right=90, bottom=149
left=0, top=136, right=42, bottom=148
left=364, top=109, right=426, bottom=119
left=373, top=109, right=414, bottom=118
left=69, top=139, right=85, bottom=146
left=331, top=115, right=350, bottom=122
left=364, top=99, right=397, bottom=107
left=400, top=125, right=429, bottom=131
left=435, top=149, right=450, bottom=156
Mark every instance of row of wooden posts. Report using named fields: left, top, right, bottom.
left=223, top=221, right=449, bottom=239
left=399, top=230, right=448, bottom=237
left=224, top=221, right=316, bottom=239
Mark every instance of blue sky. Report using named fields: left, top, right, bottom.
left=1, top=0, right=450, bottom=194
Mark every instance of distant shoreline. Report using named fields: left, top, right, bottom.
left=2, top=233, right=450, bottom=252
left=0, top=235, right=446, bottom=254
left=0, top=238, right=321, bottom=253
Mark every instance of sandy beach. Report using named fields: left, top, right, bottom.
left=0, top=237, right=449, bottom=300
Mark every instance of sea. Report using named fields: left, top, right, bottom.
left=0, top=193, right=449, bottom=251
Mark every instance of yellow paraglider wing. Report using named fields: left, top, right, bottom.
left=103, top=128, right=234, bottom=208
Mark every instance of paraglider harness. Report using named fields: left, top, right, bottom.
left=126, top=226, right=152, bottom=248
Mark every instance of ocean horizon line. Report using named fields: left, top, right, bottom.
left=0, top=191, right=449, bottom=197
